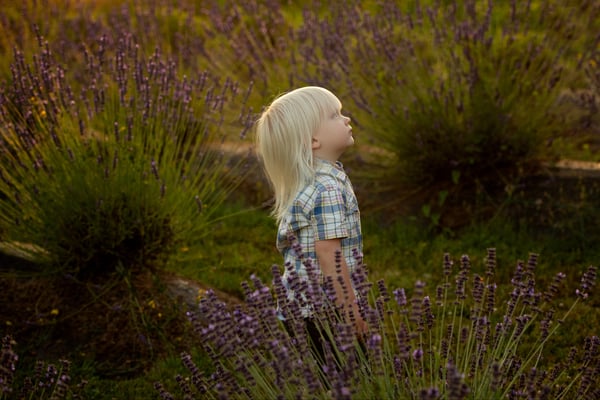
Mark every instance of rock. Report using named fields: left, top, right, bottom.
left=163, top=273, right=242, bottom=310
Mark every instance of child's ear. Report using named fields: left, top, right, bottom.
left=311, top=137, right=321, bottom=150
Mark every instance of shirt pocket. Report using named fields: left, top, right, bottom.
left=344, top=191, right=360, bottom=216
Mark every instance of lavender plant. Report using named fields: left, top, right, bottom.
left=193, top=0, right=313, bottom=118
left=157, top=248, right=598, bottom=399
left=291, top=0, right=597, bottom=213
left=0, top=335, right=86, bottom=400
left=0, top=29, right=251, bottom=276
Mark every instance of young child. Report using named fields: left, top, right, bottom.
left=255, top=86, right=367, bottom=336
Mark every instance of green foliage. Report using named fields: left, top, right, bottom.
left=554, top=48, right=600, bottom=148
left=385, top=4, right=568, bottom=182
left=170, top=201, right=280, bottom=297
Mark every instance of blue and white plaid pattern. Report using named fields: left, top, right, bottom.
left=277, top=158, right=362, bottom=294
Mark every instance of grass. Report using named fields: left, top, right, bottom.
left=176, top=199, right=599, bottom=299
left=167, top=202, right=281, bottom=297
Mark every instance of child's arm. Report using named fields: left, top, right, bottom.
left=315, top=238, right=368, bottom=335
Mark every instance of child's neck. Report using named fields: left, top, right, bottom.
left=313, top=151, right=341, bottom=163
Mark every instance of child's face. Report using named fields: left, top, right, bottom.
left=312, top=102, right=354, bottom=161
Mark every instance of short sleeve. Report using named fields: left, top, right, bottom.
left=313, top=187, right=348, bottom=241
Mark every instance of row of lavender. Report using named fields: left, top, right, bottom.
left=156, top=249, right=599, bottom=399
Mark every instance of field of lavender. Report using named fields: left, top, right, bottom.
left=0, top=0, right=599, bottom=398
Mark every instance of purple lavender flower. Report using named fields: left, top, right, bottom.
left=446, top=362, right=470, bottom=399
left=377, top=279, right=391, bottom=303
left=153, top=382, right=175, bottom=400
left=422, top=296, right=434, bottom=329
left=544, top=272, right=566, bottom=302
left=394, top=288, right=408, bottom=308
left=420, top=387, right=441, bottom=400
left=397, top=323, right=411, bottom=361
left=485, top=283, right=497, bottom=315
left=412, top=347, right=424, bottom=362
left=444, top=253, right=453, bottom=276
left=455, top=255, right=470, bottom=301
left=576, top=266, right=597, bottom=299
left=472, top=274, right=484, bottom=308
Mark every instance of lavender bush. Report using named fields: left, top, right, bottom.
left=290, top=0, right=597, bottom=215
left=0, top=29, right=251, bottom=275
left=0, top=335, right=86, bottom=400
left=0, top=0, right=273, bottom=381
left=157, top=248, right=598, bottom=399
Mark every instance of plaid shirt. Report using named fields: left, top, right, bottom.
left=277, top=158, right=362, bottom=304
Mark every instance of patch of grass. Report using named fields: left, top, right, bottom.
left=75, top=347, right=212, bottom=399
left=270, top=202, right=590, bottom=289
left=166, top=201, right=280, bottom=297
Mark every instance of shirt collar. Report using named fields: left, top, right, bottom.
left=314, top=157, right=347, bottom=179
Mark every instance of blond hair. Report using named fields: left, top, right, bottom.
left=255, top=86, right=341, bottom=223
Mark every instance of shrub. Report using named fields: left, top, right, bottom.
left=0, top=30, right=251, bottom=276
left=157, top=247, right=599, bottom=399
left=0, top=0, right=254, bottom=383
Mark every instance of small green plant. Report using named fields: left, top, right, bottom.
left=157, top=247, right=599, bottom=399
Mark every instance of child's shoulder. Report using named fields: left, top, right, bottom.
left=293, top=174, right=338, bottom=207
left=297, top=176, right=334, bottom=200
